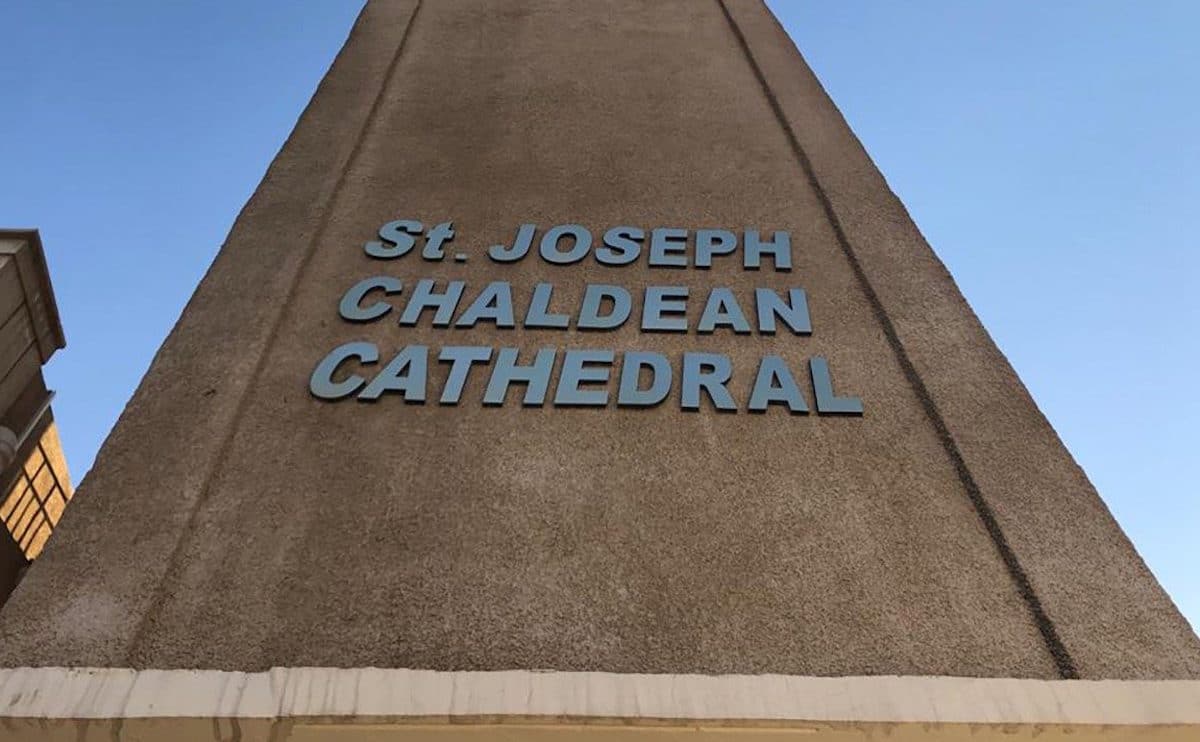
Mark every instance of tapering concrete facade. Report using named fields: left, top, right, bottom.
left=0, top=1, right=1196, bottom=738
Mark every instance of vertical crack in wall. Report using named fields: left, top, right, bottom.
left=123, top=0, right=426, bottom=667
left=716, top=0, right=1079, bottom=679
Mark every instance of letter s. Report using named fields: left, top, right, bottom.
left=365, top=220, right=422, bottom=259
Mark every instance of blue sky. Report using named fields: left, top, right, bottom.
left=1, top=2, right=1196, bottom=632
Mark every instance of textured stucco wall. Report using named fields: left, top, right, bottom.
left=1, top=0, right=1196, bottom=679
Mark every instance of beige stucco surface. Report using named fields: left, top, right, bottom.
left=0, top=0, right=1196, bottom=680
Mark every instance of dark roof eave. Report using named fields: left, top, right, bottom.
left=0, top=228, right=67, bottom=352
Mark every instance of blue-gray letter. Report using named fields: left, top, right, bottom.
left=744, top=230, right=791, bottom=271
left=578, top=284, right=632, bottom=330
left=695, top=229, right=736, bottom=269
left=810, top=357, right=863, bottom=415
left=438, top=346, right=492, bottom=404
left=399, top=279, right=465, bottom=327
left=365, top=220, right=421, bottom=259
left=642, top=286, right=689, bottom=332
left=598, top=226, right=643, bottom=265
left=540, top=224, right=592, bottom=264
left=339, top=276, right=403, bottom=322
left=554, top=350, right=614, bottom=407
left=697, top=287, right=751, bottom=334
left=456, top=281, right=515, bottom=328
left=681, top=353, right=737, bottom=412
left=310, top=341, right=378, bottom=400
left=358, top=345, right=429, bottom=403
left=748, top=356, right=808, bottom=413
left=484, top=347, right=557, bottom=407
left=649, top=227, right=688, bottom=268
left=617, top=352, right=672, bottom=407
left=423, top=221, right=454, bottom=260
left=489, top=223, right=536, bottom=263
left=525, top=283, right=570, bottom=329
left=756, top=288, right=811, bottom=335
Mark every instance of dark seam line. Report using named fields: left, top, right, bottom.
left=123, top=0, right=425, bottom=665
left=717, top=0, right=1078, bottom=679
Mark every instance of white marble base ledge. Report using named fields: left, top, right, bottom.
left=0, top=668, right=1196, bottom=741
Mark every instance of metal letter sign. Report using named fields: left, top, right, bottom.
left=309, top=220, right=863, bottom=416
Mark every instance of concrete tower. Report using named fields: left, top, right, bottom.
left=1, top=2, right=1197, bottom=739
